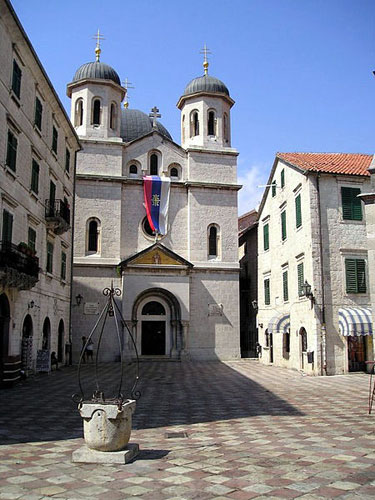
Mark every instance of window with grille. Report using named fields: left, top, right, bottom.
left=12, top=60, right=22, bottom=98
left=281, top=211, right=287, bottom=241
left=46, top=242, right=53, bottom=273
left=297, top=262, right=304, bottom=296
left=263, top=223, right=269, bottom=251
left=345, top=258, right=366, bottom=293
left=295, top=193, right=302, bottom=228
left=31, top=160, right=39, bottom=194
left=34, top=97, right=43, bottom=130
left=6, top=130, right=17, bottom=171
left=283, top=270, right=289, bottom=302
left=341, top=187, right=362, bottom=221
left=264, top=278, right=270, bottom=305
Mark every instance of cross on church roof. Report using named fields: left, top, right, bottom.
left=200, top=43, right=212, bottom=75
left=149, top=106, right=161, bottom=128
left=92, top=29, right=105, bottom=62
left=122, top=78, right=135, bottom=108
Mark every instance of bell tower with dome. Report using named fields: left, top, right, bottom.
left=66, top=32, right=126, bottom=140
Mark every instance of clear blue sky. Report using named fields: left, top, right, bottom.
left=11, top=0, right=375, bottom=215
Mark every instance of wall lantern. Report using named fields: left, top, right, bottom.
left=302, top=280, right=314, bottom=301
left=75, top=294, right=83, bottom=306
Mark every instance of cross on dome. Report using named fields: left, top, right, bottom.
left=149, top=106, right=161, bottom=128
left=122, top=78, right=135, bottom=108
left=92, top=29, right=105, bottom=62
left=200, top=43, right=212, bottom=75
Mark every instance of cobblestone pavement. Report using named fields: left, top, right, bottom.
left=0, top=360, right=374, bottom=499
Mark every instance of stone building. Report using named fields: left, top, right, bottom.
left=0, top=0, right=80, bottom=383
left=238, top=210, right=258, bottom=357
left=257, top=152, right=374, bottom=375
left=69, top=47, right=241, bottom=361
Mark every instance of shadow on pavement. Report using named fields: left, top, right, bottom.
left=0, top=361, right=303, bottom=445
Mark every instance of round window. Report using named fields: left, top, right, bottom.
left=142, top=216, right=154, bottom=237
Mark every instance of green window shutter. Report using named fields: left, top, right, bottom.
left=31, top=160, right=39, bottom=194
left=12, top=60, right=22, bottom=98
left=6, top=130, right=17, bottom=171
left=283, top=270, right=289, bottom=302
left=2, top=210, right=13, bottom=243
left=281, top=169, right=285, bottom=188
left=356, top=259, right=366, bottom=293
left=61, top=251, right=67, bottom=280
left=35, top=97, right=43, bottom=130
left=271, top=180, right=276, bottom=197
left=52, top=126, right=58, bottom=153
left=346, top=258, right=366, bottom=293
left=295, top=194, right=302, bottom=228
left=264, top=278, right=270, bottom=305
left=297, top=262, right=304, bottom=296
left=281, top=211, right=287, bottom=241
left=263, top=223, right=269, bottom=251
left=28, top=227, right=36, bottom=252
left=46, top=242, right=53, bottom=273
left=342, top=187, right=362, bottom=221
left=65, top=148, right=70, bottom=172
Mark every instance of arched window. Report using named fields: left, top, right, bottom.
left=300, top=328, right=308, bottom=352
left=142, top=301, right=166, bottom=315
left=92, top=99, right=101, bottom=125
left=223, top=113, right=229, bottom=143
left=208, top=110, right=216, bottom=136
left=150, top=154, right=158, bottom=175
left=190, top=111, right=199, bottom=137
left=87, top=219, right=100, bottom=253
left=129, top=164, right=137, bottom=175
left=208, top=224, right=220, bottom=258
left=170, top=167, right=178, bottom=177
left=110, top=103, right=117, bottom=130
left=75, top=99, right=83, bottom=127
left=142, top=216, right=154, bottom=237
left=42, top=317, right=51, bottom=350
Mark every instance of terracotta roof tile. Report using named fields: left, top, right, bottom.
left=238, top=209, right=258, bottom=234
left=277, top=152, right=372, bottom=177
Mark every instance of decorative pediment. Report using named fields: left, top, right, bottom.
left=120, top=243, right=193, bottom=269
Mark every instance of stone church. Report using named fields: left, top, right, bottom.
left=69, top=44, right=240, bottom=361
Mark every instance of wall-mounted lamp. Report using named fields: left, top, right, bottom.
left=251, top=300, right=258, bottom=310
left=75, top=294, right=83, bottom=307
left=302, top=280, right=314, bottom=302
left=28, top=300, right=40, bottom=310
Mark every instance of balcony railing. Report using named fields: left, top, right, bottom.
left=0, top=242, right=39, bottom=290
left=45, top=199, right=70, bottom=234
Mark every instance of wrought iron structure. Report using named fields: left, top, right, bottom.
left=73, top=283, right=140, bottom=407
left=45, top=199, right=70, bottom=234
left=0, top=242, right=39, bottom=290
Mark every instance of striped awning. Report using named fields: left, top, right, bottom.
left=339, top=307, right=373, bottom=336
left=267, top=313, right=290, bottom=334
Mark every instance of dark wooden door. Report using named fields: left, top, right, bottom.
left=141, top=321, right=166, bottom=355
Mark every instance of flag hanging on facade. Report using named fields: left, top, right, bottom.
left=143, top=176, right=170, bottom=235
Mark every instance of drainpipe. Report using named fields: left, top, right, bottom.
left=316, top=174, right=327, bottom=375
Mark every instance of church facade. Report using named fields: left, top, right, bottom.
left=69, top=47, right=241, bottom=361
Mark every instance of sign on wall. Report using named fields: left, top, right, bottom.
left=208, top=303, right=223, bottom=316
left=84, top=302, right=100, bottom=315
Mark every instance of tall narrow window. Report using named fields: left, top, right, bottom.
left=52, top=126, right=58, bottom=154
left=283, top=270, right=289, bottom=302
left=93, top=99, right=101, bottom=125
left=345, top=258, right=366, bottom=293
left=182, top=115, right=185, bottom=143
left=271, top=180, right=276, bottom=197
left=190, top=111, right=199, bottom=137
left=341, top=187, right=362, bottom=221
left=31, top=159, right=39, bottom=194
left=110, top=103, right=116, bottom=129
left=297, top=262, right=304, bottom=296
left=2, top=210, right=13, bottom=243
left=208, top=111, right=215, bottom=135
left=34, top=97, right=43, bottom=130
left=28, top=227, right=36, bottom=253
left=223, top=113, right=228, bottom=142
left=295, top=193, right=302, bottom=228
left=281, top=211, right=287, bottom=241
left=12, top=60, right=22, bottom=98
left=61, top=251, right=67, bottom=281
left=46, top=242, right=53, bottom=274
left=6, top=130, right=17, bottom=171
left=208, top=225, right=218, bottom=257
left=65, top=148, right=70, bottom=173
left=264, top=278, right=270, bottom=305
left=150, top=154, right=158, bottom=175
left=88, top=220, right=98, bottom=252
left=263, top=223, right=269, bottom=251
left=281, top=169, right=285, bottom=188
left=75, top=99, right=83, bottom=127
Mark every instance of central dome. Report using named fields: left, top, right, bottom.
left=183, top=74, right=229, bottom=97
left=72, top=61, right=121, bottom=85
left=120, top=108, right=172, bottom=142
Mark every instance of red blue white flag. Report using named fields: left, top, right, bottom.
left=143, top=176, right=170, bottom=235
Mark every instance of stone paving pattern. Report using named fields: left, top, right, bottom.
left=0, top=360, right=374, bottom=499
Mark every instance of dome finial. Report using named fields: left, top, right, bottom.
left=92, top=29, right=105, bottom=62
left=122, top=77, right=135, bottom=109
left=200, top=43, right=211, bottom=75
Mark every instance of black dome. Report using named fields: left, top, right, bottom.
left=120, top=108, right=172, bottom=142
left=183, top=74, right=229, bottom=97
left=73, top=61, right=121, bottom=85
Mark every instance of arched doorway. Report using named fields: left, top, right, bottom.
left=42, top=317, right=51, bottom=351
left=21, top=314, right=33, bottom=370
left=300, top=327, right=308, bottom=370
left=58, top=320, right=64, bottom=363
left=139, top=299, right=169, bottom=355
left=0, top=294, right=10, bottom=374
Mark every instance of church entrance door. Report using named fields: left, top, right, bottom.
left=141, top=321, right=165, bottom=355
left=138, top=298, right=169, bottom=356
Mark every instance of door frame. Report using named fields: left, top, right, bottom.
left=136, top=296, right=171, bottom=356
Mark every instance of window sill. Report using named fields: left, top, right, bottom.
left=51, top=150, right=58, bottom=160
left=64, top=170, right=71, bottom=179
left=29, top=190, right=39, bottom=201
left=33, top=124, right=42, bottom=137
left=296, top=225, right=302, bottom=232
left=10, top=90, right=21, bottom=107
left=4, top=164, right=17, bottom=179
left=46, top=272, right=53, bottom=279
left=60, top=279, right=66, bottom=286
left=340, top=219, right=364, bottom=225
